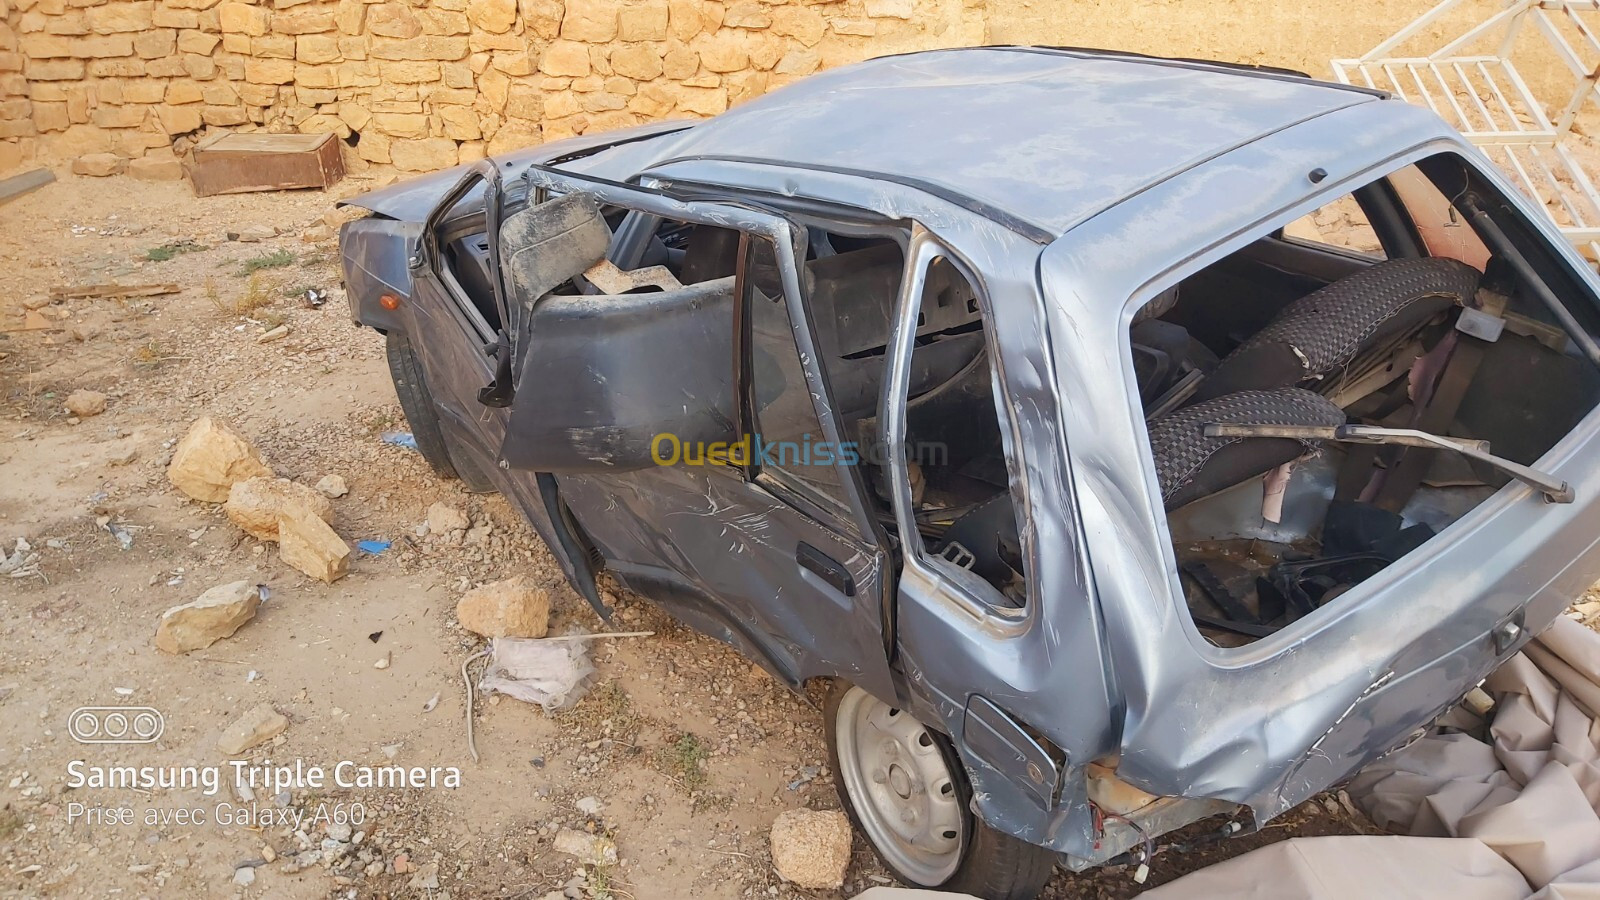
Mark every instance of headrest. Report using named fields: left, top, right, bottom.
left=499, top=192, right=612, bottom=301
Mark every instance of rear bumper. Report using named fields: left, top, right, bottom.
left=1095, top=402, right=1600, bottom=825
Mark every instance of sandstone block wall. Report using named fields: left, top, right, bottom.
left=0, top=0, right=1552, bottom=179
left=0, top=0, right=982, bottom=175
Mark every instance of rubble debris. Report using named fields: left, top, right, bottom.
left=300, top=224, right=334, bottom=244
left=381, top=432, right=418, bottom=451
left=103, top=520, right=134, bottom=551
left=551, top=828, right=617, bottom=867
left=63, top=389, right=107, bottom=418
left=217, top=703, right=288, bottom=754
left=153, top=580, right=262, bottom=654
left=49, top=283, right=179, bottom=301
left=227, top=224, right=278, bottom=243
left=314, top=474, right=348, bottom=498
left=0, top=538, right=40, bottom=579
left=277, top=507, right=350, bottom=583
left=167, top=417, right=274, bottom=503
left=769, top=809, right=852, bottom=889
left=225, top=477, right=333, bottom=542
left=127, top=156, right=184, bottom=182
left=456, top=575, right=550, bottom=639
left=406, top=861, right=440, bottom=891
left=426, top=502, right=470, bottom=536
left=106, top=443, right=139, bottom=466
left=71, top=153, right=124, bottom=177
left=256, top=324, right=290, bottom=343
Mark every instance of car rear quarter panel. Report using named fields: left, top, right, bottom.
left=1040, top=99, right=1600, bottom=818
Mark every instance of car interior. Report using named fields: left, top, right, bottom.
left=1126, top=154, right=1600, bottom=647
left=457, top=152, right=1600, bottom=637
left=447, top=190, right=1027, bottom=606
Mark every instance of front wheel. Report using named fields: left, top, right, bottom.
left=384, top=333, right=496, bottom=492
left=824, top=682, right=1055, bottom=899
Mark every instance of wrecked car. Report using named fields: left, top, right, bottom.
left=339, top=46, right=1600, bottom=898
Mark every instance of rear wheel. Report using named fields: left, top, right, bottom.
left=384, top=333, right=494, bottom=492
left=824, top=682, right=1056, bottom=899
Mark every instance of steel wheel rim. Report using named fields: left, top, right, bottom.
left=834, top=686, right=966, bottom=885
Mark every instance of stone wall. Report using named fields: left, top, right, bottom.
left=0, top=0, right=1536, bottom=178
left=0, top=0, right=983, bottom=176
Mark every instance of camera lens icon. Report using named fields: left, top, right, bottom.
left=69, top=707, right=164, bottom=744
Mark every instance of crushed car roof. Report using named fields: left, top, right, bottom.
left=349, top=47, right=1382, bottom=237
left=566, top=47, right=1383, bottom=236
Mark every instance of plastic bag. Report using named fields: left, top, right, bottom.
left=478, top=636, right=595, bottom=712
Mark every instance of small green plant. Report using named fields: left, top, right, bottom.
left=237, top=249, right=295, bottom=276
left=144, top=240, right=202, bottom=261
left=655, top=732, right=710, bottom=792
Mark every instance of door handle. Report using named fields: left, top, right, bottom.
left=797, top=542, right=855, bottom=596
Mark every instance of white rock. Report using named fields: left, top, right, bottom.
left=233, top=866, right=255, bottom=886
left=575, top=796, right=602, bottom=816
left=552, top=829, right=617, bottom=867
left=225, top=477, right=333, bottom=542
left=153, top=581, right=261, bottom=654
left=277, top=507, right=350, bottom=583
left=65, top=389, right=107, bottom=418
left=455, top=575, right=550, bottom=639
left=314, top=474, right=348, bottom=499
left=217, top=703, right=288, bottom=755
left=167, top=417, right=274, bottom=503
left=426, top=502, right=469, bottom=534
left=769, top=809, right=852, bottom=889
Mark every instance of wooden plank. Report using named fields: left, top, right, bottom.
left=188, top=132, right=345, bottom=197
left=49, top=283, right=180, bottom=300
left=0, top=168, right=55, bottom=207
left=1, top=310, right=59, bottom=333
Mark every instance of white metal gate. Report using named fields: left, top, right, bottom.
left=1333, top=0, right=1600, bottom=261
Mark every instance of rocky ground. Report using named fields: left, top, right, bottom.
left=0, top=170, right=1506, bottom=900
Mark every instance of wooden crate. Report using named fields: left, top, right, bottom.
left=187, top=132, right=345, bottom=197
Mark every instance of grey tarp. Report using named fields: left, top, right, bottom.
left=1144, top=615, right=1600, bottom=899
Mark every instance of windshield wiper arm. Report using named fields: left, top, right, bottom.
left=1202, top=422, right=1574, bottom=504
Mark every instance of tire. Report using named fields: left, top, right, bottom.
left=384, top=333, right=495, bottom=492
left=824, top=681, right=1056, bottom=900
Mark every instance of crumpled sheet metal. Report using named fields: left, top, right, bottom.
left=1145, top=615, right=1600, bottom=899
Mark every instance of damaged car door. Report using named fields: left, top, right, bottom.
left=494, top=168, right=899, bottom=702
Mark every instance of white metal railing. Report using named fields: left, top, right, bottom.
left=1332, top=0, right=1600, bottom=262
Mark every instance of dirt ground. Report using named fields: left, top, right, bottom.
left=0, top=166, right=1545, bottom=900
